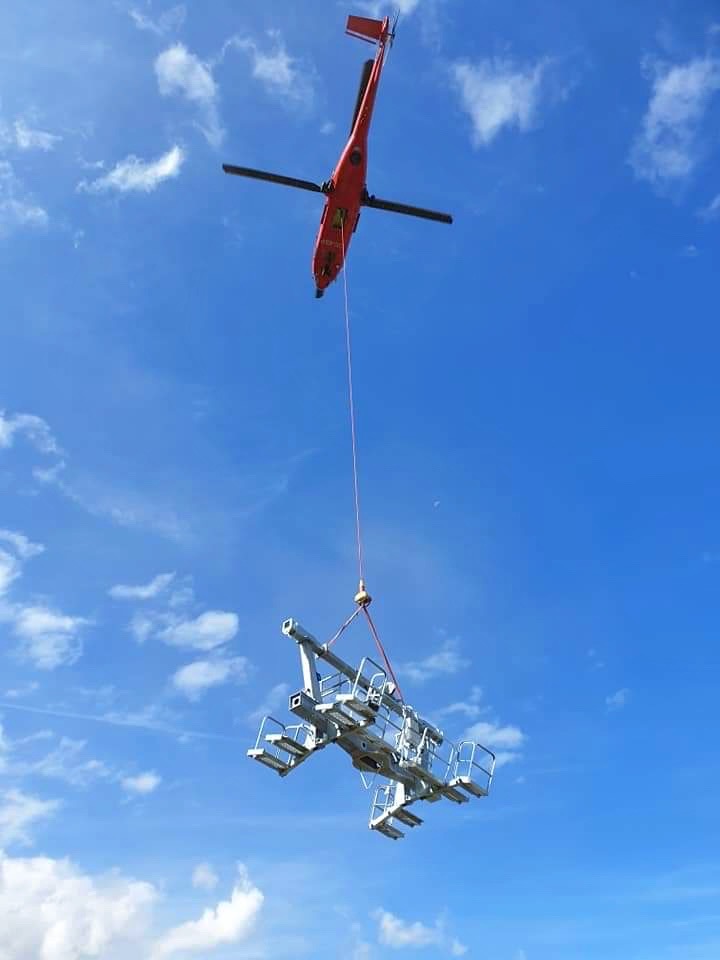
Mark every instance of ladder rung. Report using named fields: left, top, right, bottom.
left=247, top=748, right=289, bottom=773
left=264, top=733, right=309, bottom=756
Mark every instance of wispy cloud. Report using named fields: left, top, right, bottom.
left=0, top=530, right=44, bottom=560
left=129, top=4, right=186, bottom=35
left=155, top=44, right=223, bottom=146
left=151, top=867, right=263, bottom=958
left=77, top=145, right=184, bottom=194
left=0, top=409, right=59, bottom=454
left=0, top=162, right=48, bottom=235
left=248, top=682, right=289, bottom=724
left=159, top=610, right=238, bottom=651
left=374, top=909, right=465, bottom=954
left=630, top=56, right=720, bottom=184
left=451, top=57, right=549, bottom=146
left=172, top=656, right=250, bottom=701
left=192, top=862, right=219, bottom=891
left=223, top=32, right=314, bottom=105
left=606, top=688, right=630, bottom=712
left=399, top=638, right=469, bottom=684
left=699, top=192, right=720, bottom=219
left=0, top=789, right=59, bottom=847
left=435, top=685, right=484, bottom=720
left=109, top=572, right=176, bottom=601
left=13, top=119, right=61, bottom=151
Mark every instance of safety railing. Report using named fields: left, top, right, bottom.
left=454, top=740, right=496, bottom=792
left=252, top=715, right=315, bottom=762
left=370, top=780, right=400, bottom=822
left=319, top=670, right=352, bottom=701
left=351, top=656, right=387, bottom=705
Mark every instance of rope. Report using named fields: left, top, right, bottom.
left=325, top=606, right=363, bottom=648
left=363, top=606, right=404, bottom=703
left=340, top=217, right=365, bottom=584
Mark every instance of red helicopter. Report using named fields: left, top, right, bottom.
left=223, top=13, right=453, bottom=298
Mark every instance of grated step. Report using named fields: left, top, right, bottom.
left=247, top=748, right=290, bottom=774
left=393, top=807, right=423, bottom=827
left=315, top=703, right=358, bottom=729
left=453, top=775, right=488, bottom=798
left=264, top=733, right=309, bottom=756
left=371, top=818, right=404, bottom=840
left=441, top=784, right=469, bottom=805
left=335, top=693, right=378, bottom=719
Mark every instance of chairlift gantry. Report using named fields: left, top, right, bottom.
left=248, top=618, right=496, bottom=840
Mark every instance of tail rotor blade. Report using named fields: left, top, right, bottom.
left=362, top=194, right=453, bottom=224
left=222, top=164, right=323, bottom=194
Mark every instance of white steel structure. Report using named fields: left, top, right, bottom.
left=248, top=618, right=496, bottom=839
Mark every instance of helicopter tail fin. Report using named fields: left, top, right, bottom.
left=346, top=14, right=390, bottom=45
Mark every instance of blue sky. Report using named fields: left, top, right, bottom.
left=2, top=0, right=720, bottom=957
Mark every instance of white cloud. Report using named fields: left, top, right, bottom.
left=192, top=862, right=219, bottom=891
left=78, top=145, right=185, bottom=194
left=451, top=939, right=468, bottom=956
left=436, top=685, right=483, bottom=720
left=248, top=682, right=289, bottom=724
left=12, top=119, right=62, bottom=151
left=0, top=529, right=44, bottom=560
left=121, top=771, right=161, bottom=795
left=465, top=720, right=526, bottom=767
left=0, top=409, right=59, bottom=454
left=452, top=57, right=548, bottom=146
left=630, top=56, right=720, bottom=184
left=172, top=657, right=249, bottom=701
left=12, top=736, right=110, bottom=788
left=159, top=610, right=238, bottom=650
left=0, top=849, right=157, bottom=958
left=376, top=910, right=442, bottom=948
left=700, top=192, right=720, bottom=219
left=360, top=0, right=420, bottom=15
left=0, top=789, right=59, bottom=847
left=606, top=688, right=630, bottom=712
left=13, top=605, right=88, bottom=669
left=130, top=4, right=186, bottom=35
left=399, top=638, right=469, bottom=684
left=151, top=866, right=263, bottom=958
left=0, top=161, right=49, bottom=234
left=109, top=572, right=176, bottom=601
left=226, top=32, right=313, bottom=105
left=0, top=546, right=20, bottom=596
left=155, top=44, right=223, bottom=146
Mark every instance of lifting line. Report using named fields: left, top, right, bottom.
left=336, top=218, right=404, bottom=703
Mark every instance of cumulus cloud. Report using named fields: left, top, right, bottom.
left=0, top=789, right=59, bottom=847
left=172, top=657, right=249, bottom=700
left=109, top=572, right=176, bottom=601
left=630, top=56, right=720, bottom=184
left=465, top=720, right=526, bottom=767
left=0, top=161, right=49, bottom=234
left=155, top=44, right=223, bottom=146
left=192, top=862, right=219, bottom=891
left=130, top=4, right=186, bottom=35
left=606, top=688, right=630, bottom=712
left=151, top=866, right=263, bottom=958
left=436, top=686, right=483, bottom=720
left=13, top=605, right=88, bottom=669
left=0, top=849, right=157, bottom=957
left=399, top=638, right=469, bottom=684
left=78, top=145, right=185, bottom=194
left=121, top=771, right=161, bottom=795
left=159, top=610, right=239, bottom=650
left=0, top=409, right=59, bottom=454
left=452, top=57, right=549, bottom=146
left=377, top=910, right=442, bottom=948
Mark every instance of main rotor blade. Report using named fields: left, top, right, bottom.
left=222, top=164, right=323, bottom=194
left=361, top=194, right=453, bottom=224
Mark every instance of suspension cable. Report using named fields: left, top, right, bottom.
left=340, top=218, right=365, bottom=586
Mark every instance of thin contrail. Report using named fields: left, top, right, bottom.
left=0, top=700, right=238, bottom=743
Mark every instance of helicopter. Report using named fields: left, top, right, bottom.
left=223, top=13, right=453, bottom=298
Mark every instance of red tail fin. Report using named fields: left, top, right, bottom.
left=346, top=14, right=388, bottom=44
